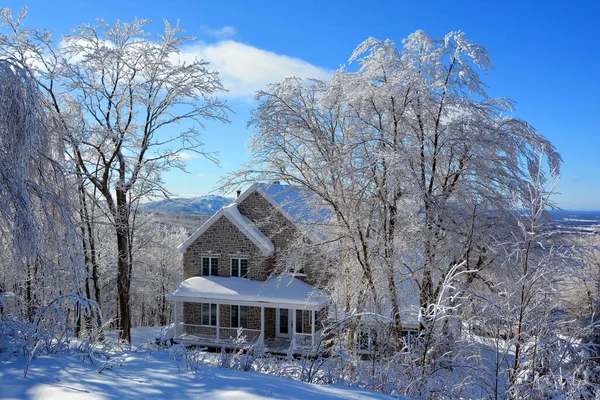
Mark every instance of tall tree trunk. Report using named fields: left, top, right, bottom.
left=25, top=259, right=35, bottom=321
left=84, top=199, right=102, bottom=309
left=115, top=187, right=132, bottom=343
left=511, top=241, right=531, bottom=384
left=74, top=157, right=102, bottom=306
left=385, top=201, right=404, bottom=347
left=75, top=166, right=103, bottom=331
left=419, top=259, right=434, bottom=332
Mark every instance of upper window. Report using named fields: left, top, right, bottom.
left=202, top=257, right=219, bottom=276
left=230, top=258, right=248, bottom=278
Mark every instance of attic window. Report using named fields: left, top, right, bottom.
left=230, top=258, right=248, bottom=278
left=202, top=257, right=219, bottom=276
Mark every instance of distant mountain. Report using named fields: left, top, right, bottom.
left=143, top=195, right=233, bottom=215
left=548, top=210, right=600, bottom=235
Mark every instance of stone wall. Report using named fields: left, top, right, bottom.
left=238, top=191, right=318, bottom=283
left=183, top=302, right=201, bottom=325
left=265, top=307, right=276, bottom=339
left=183, top=215, right=271, bottom=281
left=221, top=304, right=231, bottom=328
left=247, top=306, right=261, bottom=331
left=237, top=191, right=298, bottom=255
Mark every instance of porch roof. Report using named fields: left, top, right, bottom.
left=166, top=275, right=328, bottom=311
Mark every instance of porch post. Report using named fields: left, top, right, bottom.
left=216, top=304, right=220, bottom=342
left=174, top=301, right=180, bottom=337
left=311, top=309, right=315, bottom=346
left=291, top=308, right=295, bottom=344
left=260, top=306, right=265, bottom=345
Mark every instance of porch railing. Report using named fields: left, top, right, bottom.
left=178, top=324, right=261, bottom=344
left=295, top=329, right=322, bottom=348
left=219, top=327, right=261, bottom=343
left=177, top=324, right=322, bottom=351
left=181, top=324, right=217, bottom=337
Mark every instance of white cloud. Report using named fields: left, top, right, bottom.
left=200, top=26, right=238, bottom=39
left=177, top=40, right=332, bottom=99
left=178, top=152, right=198, bottom=160
left=196, top=173, right=206, bottom=177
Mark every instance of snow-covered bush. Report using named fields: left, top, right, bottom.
left=0, top=292, right=103, bottom=376
left=169, top=344, right=208, bottom=373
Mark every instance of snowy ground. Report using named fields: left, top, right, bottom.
left=0, top=327, right=405, bottom=400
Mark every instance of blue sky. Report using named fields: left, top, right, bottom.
left=5, top=0, right=600, bottom=209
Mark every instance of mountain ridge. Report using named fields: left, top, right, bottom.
left=143, top=195, right=233, bottom=215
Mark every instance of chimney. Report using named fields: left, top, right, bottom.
left=236, top=189, right=241, bottom=198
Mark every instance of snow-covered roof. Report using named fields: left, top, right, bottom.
left=166, top=275, right=328, bottom=310
left=177, top=203, right=274, bottom=255
left=236, top=182, right=330, bottom=225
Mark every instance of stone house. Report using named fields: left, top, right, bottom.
left=167, top=183, right=328, bottom=353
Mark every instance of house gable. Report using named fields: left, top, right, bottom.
left=235, top=184, right=327, bottom=285
left=235, top=183, right=298, bottom=226
left=182, top=214, right=273, bottom=281
left=178, top=204, right=274, bottom=256
left=236, top=189, right=299, bottom=252
left=178, top=182, right=320, bottom=285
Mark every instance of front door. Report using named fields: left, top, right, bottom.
left=276, top=308, right=294, bottom=338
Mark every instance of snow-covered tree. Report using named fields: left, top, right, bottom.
left=224, top=31, right=561, bottom=350
left=0, top=58, right=83, bottom=312
left=130, top=220, right=186, bottom=327
left=0, top=59, right=106, bottom=364
left=0, top=8, right=229, bottom=341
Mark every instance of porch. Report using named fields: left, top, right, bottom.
left=167, top=275, right=328, bottom=355
left=173, top=324, right=323, bottom=355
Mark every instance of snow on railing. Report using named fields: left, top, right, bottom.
left=181, top=324, right=217, bottom=338
left=295, top=330, right=322, bottom=348
left=219, top=327, right=261, bottom=343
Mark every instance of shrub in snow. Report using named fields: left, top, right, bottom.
left=169, top=344, right=208, bottom=373
left=0, top=292, right=103, bottom=376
